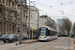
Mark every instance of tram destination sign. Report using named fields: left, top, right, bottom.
left=41, top=28, right=46, bottom=29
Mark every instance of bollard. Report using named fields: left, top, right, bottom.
left=74, top=39, right=75, bottom=44
left=16, top=42, right=19, bottom=46
left=74, top=39, right=75, bottom=49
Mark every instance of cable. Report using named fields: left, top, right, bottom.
left=35, top=2, right=63, bottom=14
left=60, top=0, right=64, bottom=15
left=28, top=0, right=74, bottom=18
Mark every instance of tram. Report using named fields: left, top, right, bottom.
left=39, top=26, right=58, bottom=41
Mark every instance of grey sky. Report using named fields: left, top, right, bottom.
left=27, top=0, right=75, bottom=23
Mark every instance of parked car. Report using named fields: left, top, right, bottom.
left=17, top=35, right=27, bottom=40
left=0, top=35, right=2, bottom=37
left=24, top=35, right=28, bottom=39
left=3, top=34, right=18, bottom=43
left=71, top=34, right=74, bottom=37
left=0, top=34, right=10, bottom=40
left=26, top=34, right=37, bottom=39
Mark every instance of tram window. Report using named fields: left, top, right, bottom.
left=50, top=31, right=53, bottom=36
left=40, top=29, right=46, bottom=36
left=46, top=29, right=50, bottom=36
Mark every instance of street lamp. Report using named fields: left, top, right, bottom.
left=28, top=0, right=30, bottom=39
left=74, top=27, right=75, bottom=38
left=19, top=0, right=22, bottom=44
left=19, top=0, right=26, bottom=44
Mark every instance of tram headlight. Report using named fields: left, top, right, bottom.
left=44, top=36, right=46, bottom=38
left=39, top=36, right=41, bottom=38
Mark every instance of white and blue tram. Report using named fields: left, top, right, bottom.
left=39, top=26, right=58, bottom=41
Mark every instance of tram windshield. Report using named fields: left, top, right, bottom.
left=40, top=29, right=46, bottom=36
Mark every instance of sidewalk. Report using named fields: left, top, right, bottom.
left=22, top=39, right=38, bottom=44
left=69, top=37, right=75, bottom=50
left=0, top=39, right=38, bottom=50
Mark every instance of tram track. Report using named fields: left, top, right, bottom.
left=50, top=37, right=69, bottom=50
left=35, top=37, right=67, bottom=50
left=12, top=38, right=60, bottom=50
left=8, top=37, right=68, bottom=50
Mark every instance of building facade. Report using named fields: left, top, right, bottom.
left=39, top=15, right=57, bottom=30
left=27, top=6, right=39, bottom=30
left=57, top=19, right=63, bottom=26
left=0, top=0, right=17, bottom=35
left=17, top=0, right=28, bottom=35
left=39, top=15, right=51, bottom=27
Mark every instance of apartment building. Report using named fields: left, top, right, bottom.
left=0, top=0, right=17, bottom=34
left=27, top=6, right=39, bottom=30
left=39, top=15, right=51, bottom=27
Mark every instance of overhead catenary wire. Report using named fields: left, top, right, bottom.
left=29, top=0, right=75, bottom=18
left=60, top=0, right=64, bottom=15
left=33, top=2, right=65, bottom=15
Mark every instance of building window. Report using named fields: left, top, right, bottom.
left=3, top=0, right=4, bottom=4
left=36, top=21, right=37, bottom=23
left=36, top=13, right=38, bottom=19
left=14, top=13, right=16, bottom=20
left=9, top=1, right=10, bottom=7
left=12, top=2, right=14, bottom=8
left=30, top=15, right=32, bottom=18
left=27, top=11, right=29, bottom=14
left=0, top=8, right=2, bottom=16
left=30, top=24, right=32, bottom=27
left=30, top=12, right=33, bottom=14
left=30, top=20, right=33, bottom=22
left=0, top=22, right=2, bottom=32
left=0, top=0, right=1, bottom=2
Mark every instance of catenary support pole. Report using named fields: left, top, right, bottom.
left=19, top=0, right=22, bottom=44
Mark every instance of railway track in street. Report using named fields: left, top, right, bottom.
left=8, top=37, right=69, bottom=50
left=35, top=37, right=68, bottom=50
left=50, top=37, right=69, bottom=50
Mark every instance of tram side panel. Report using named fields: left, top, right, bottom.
left=46, top=29, right=52, bottom=41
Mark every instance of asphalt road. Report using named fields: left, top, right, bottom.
left=0, top=37, right=74, bottom=50
left=0, top=40, right=9, bottom=45
left=9, top=37, right=71, bottom=50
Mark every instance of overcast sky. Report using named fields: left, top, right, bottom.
left=27, top=0, right=75, bottom=24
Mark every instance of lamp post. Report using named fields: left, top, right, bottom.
left=37, top=11, right=39, bottom=29
left=19, top=0, right=26, bottom=44
left=28, top=0, right=30, bottom=39
left=19, top=0, right=22, bottom=44
left=74, top=27, right=75, bottom=38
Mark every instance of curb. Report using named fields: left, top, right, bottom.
left=22, top=40, right=38, bottom=44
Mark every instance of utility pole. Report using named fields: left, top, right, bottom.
left=19, top=0, right=22, bottom=44
left=74, top=27, right=75, bottom=38
left=37, top=12, right=39, bottom=29
left=28, top=0, right=30, bottom=39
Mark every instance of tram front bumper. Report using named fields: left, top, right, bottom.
left=39, top=38, right=48, bottom=41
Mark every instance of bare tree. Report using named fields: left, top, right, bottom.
left=72, top=23, right=75, bottom=37
left=62, top=18, right=72, bottom=36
